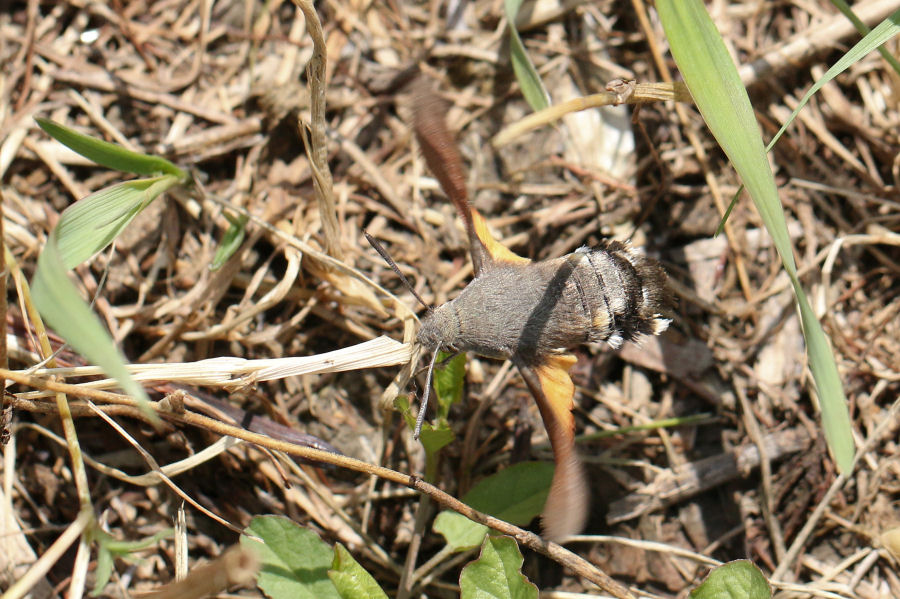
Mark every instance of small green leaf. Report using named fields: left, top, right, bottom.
left=434, top=511, right=489, bottom=551
left=462, top=462, right=553, bottom=526
left=211, top=212, right=249, bottom=270
left=433, top=351, right=466, bottom=421
left=92, top=544, right=115, bottom=597
left=241, top=515, right=340, bottom=599
left=690, top=560, right=771, bottom=599
left=459, top=535, right=538, bottom=599
left=327, top=543, right=388, bottom=599
left=36, top=118, right=185, bottom=178
left=396, top=392, right=455, bottom=455
left=504, top=0, right=549, bottom=111
left=418, top=422, right=455, bottom=456
left=88, top=527, right=173, bottom=596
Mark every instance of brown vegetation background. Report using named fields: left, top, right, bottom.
left=1, top=0, right=899, bottom=597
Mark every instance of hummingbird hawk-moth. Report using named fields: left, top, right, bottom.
left=404, top=83, right=671, bottom=541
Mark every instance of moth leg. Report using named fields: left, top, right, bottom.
left=515, top=354, right=589, bottom=541
left=436, top=350, right=462, bottom=367
left=414, top=349, right=442, bottom=439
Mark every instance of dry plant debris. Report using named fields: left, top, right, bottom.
left=1, top=1, right=899, bottom=598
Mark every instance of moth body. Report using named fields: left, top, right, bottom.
left=408, top=80, right=674, bottom=541
left=416, top=240, right=670, bottom=361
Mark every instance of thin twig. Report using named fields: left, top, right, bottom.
left=292, top=0, right=341, bottom=258
left=3, top=369, right=634, bottom=599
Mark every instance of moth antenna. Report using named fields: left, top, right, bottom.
left=364, top=230, right=433, bottom=313
left=415, top=348, right=441, bottom=439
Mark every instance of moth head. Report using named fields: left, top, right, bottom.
left=413, top=306, right=455, bottom=439
left=415, top=304, right=459, bottom=355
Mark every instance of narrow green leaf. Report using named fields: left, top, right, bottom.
left=829, top=2, right=900, bottom=74
left=716, top=12, right=900, bottom=236
left=91, top=545, right=115, bottom=597
left=35, top=118, right=186, bottom=178
left=88, top=527, right=173, bottom=596
left=211, top=212, right=249, bottom=270
left=504, top=0, right=549, bottom=111
left=327, top=543, right=388, bottom=599
left=55, top=176, right=178, bottom=268
left=459, top=536, right=538, bottom=599
left=32, top=175, right=181, bottom=423
left=434, top=511, right=490, bottom=552
left=241, top=516, right=340, bottom=599
left=656, top=0, right=854, bottom=472
left=100, top=528, right=173, bottom=554
left=32, top=241, right=154, bottom=419
left=690, top=560, right=771, bottom=599
left=768, top=10, right=900, bottom=151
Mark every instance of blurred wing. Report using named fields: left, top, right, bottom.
left=412, top=80, right=529, bottom=273
left=515, top=354, right=589, bottom=541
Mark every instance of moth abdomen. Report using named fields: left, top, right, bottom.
left=576, top=241, right=671, bottom=348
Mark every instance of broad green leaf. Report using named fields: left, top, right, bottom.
left=36, top=118, right=185, bottom=178
left=211, top=212, right=249, bottom=270
left=504, top=0, right=549, bottom=111
left=690, top=560, right=771, bottom=599
left=241, top=516, right=340, bottom=599
left=327, top=543, right=388, bottom=599
left=656, top=0, right=854, bottom=472
left=433, top=462, right=554, bottom=551
left=462, top=462, right=553, bottom=525
left=434, top=511, right=489, bottom=552
left=459, top=536, right=537, bottom=599
left=433, top=351, right=466, bottom=421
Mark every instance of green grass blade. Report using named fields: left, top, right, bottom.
left=32, top=239, right=156, bottom=421
left=504, top=0, right=549, bottom=111
left=657, top=0, right=854, bottom=472
left=768, top=10, right=900, bottom=151
left=32, top=175, right=182, bottom=423
left=830, top=1, right=900, bottom=74
left=55, top=176, right=179, bottom=268
left=211, top=212, right=249, bottom=271
left=36, top=118, right=186, bottom=178
left=716, top=10, right=899, bottom=238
